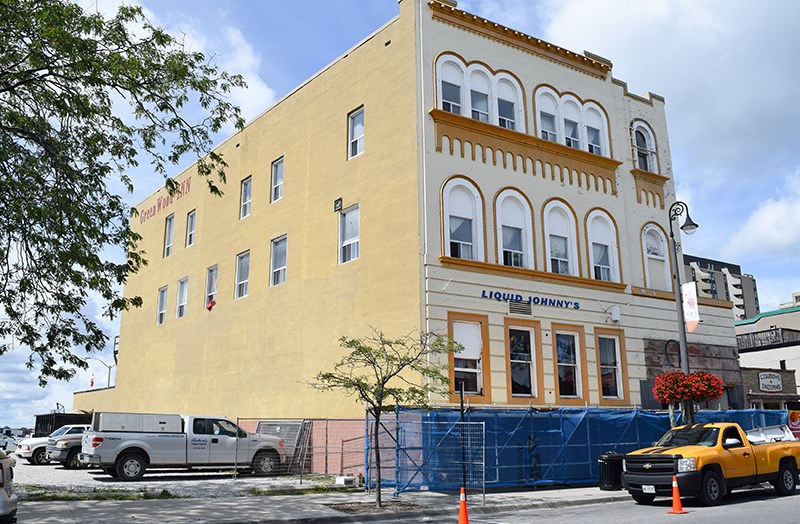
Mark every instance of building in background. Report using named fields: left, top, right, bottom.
left=683, top=254, right=759, bottom=320
left=779, top=291, right=800, bottom=310
left=73, top=0, right=741, bottom=419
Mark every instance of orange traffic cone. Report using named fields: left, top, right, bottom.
left=458, top=487, right=469, bottom=524
left=667, top=475, right=688, bottom=514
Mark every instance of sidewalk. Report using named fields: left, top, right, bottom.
left=15, top=486, right=632, bottom=523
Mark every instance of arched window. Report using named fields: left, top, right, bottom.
left=496, top=190, right=533, bottom=268
left=469, top=71, right=491, bottom=123
left=544, top=201, right=578, bottom=276
left=443, top=179, right=484, bottom=261
left=562, top=100, right=582, bottom=150
left=496, top=77, right=522, bottom=132
left=633, top=122, right=657, bottom=172
left=439, top=60, right=464, bottom=115
left=642, top=224, right=670, bottom=291
left=587, top=210, right=619, bottom=282
left=583, top=106, right=606, bottom=156
left=537, top=90, right=559, bottom=142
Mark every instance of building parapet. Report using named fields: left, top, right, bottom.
left=737, top=328, right=800, bottom=351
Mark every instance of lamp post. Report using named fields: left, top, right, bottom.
left=667, top=200, right=699, bottom=423
left=87, top=357, right=116, bottom=388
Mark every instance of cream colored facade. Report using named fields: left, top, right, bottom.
left=74, top=0, right=737, bottom=418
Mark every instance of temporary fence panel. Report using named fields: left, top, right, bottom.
left=390, top=407, right=787, bottom=491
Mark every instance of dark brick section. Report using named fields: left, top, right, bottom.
left=642, top=338, right=744, bottom=409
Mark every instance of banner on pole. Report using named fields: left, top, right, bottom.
left=682, top=282, right=700, bottom=333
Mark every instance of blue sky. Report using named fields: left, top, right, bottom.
left=2, top=0, right=799, bottom=427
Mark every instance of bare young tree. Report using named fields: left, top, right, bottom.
left=310, top=328, right=458, bottom=508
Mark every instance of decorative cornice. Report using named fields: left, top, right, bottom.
left=428, top=1, right=611, bottom=79
left=631, top=168, right=669, bottom=185
left=438, top=256, right=628, bottom=292
left=631, top=286, right=735, bottom=310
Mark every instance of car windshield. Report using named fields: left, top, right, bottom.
left=48, top=426, right=69, bottom=438
left=656, top=426, right=719, bottom=447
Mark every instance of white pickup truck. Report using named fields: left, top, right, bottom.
left=79, top=412, right=286, bottom=481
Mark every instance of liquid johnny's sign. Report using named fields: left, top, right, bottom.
left=138, top=177, right=193, bottom=224
left=480, top=289, right=580, bottom=310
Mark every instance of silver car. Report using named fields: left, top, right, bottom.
left=0, top=450, right=17, bottom=524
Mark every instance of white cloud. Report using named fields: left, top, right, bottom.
left=723, top=170, right=800, bottom=261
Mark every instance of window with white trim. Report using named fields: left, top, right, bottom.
left=587, top=211, right=619, bottom=282
left=452, top=321, right=482, bottom=395
left=509, top=327, right=536, bottom=397
left=564, top=119, right=580, bottom=149
left=556, top=332, right=580, bottom=397
left=584, top=107, right=605, bottom=156
left=598, top=336, right=621, bottom=398
left=643, top=225, right=670, bottom=291
left=235, top=251, right=250, bottom=299
left=444, top=179, right=483, bottom=261
left=348, top=107, right=364, bottom=158
left=156, top=286, right=168, bottom=325
left=163, top=214, right=174, bottom=257
left=470, top=71, right=490, bottom=122
left=271, top=157, right=284, bottom=202
left=339, top=205, right=359, bottom=264
left=185, top=210, right=196, bottom=247
left=205, top=265, right=218, bottom=307
left=271, top=235, right=287, bottom=286
left=442, top=81, right=462, bottom=114
left=176, top=277, right=188, bottom=318
left=544, top=202, right=577, bottom=276
left=496, top=190, right=532, bottom=269
left=535, top=87, right=609, bottom=156
left=240, top=177, right=252, bottom=219
left=496, top=78, right=518, bottom=131
left=634, top=124, right=657, bottom=172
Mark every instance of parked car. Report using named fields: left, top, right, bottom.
left=46, top=426, right=90, bottom=469
left=15, top=425, right=89, bottom=465
left=81, top=412, right=286, bottom=481
left=0, top=449, right=18, bottom=524
left=622, top=422, right=800, bottom=506
left=0, top=438, right=14, bottom=453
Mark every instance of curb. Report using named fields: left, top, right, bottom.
left=219, top=492, right=633, bottom=524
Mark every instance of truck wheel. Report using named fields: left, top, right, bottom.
left=251, top=450, right=280, bottom=476
left=66, top=449, right=83, bottom=469
left=102, top=466, right=119, bottom=478
left=116, top=452, right=147, bottom=481
left=32, top=447, right=49, bottom=465
left=699, top=470, right=724, bottom=506
left=773, top=462, right=797, bottom=496
left=631, top=494, right=656, bottom=505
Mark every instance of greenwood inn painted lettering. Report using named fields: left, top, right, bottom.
left=480, top=290, right=581, bottom=309
left=138, top=177, right=193, bottom=224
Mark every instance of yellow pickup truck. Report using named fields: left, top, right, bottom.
left=621, top=422, right=800, bottom=506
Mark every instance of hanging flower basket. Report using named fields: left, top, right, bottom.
left=687, top=371, right=725, bottom=401
left=653, top=370, right=725, bottom=404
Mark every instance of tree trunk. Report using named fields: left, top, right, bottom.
left=681, top=399, right=695, bottom=425
left=668, top=402, right=676, bottom=428
left=373, top=412, right=382, bottom=508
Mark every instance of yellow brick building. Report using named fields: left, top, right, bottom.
left=74, top=0, right=738, bottom=419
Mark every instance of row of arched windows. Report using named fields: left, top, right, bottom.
left=442, top=177, right=673, bottom=290
left=435, top=54, right=661, bottom=174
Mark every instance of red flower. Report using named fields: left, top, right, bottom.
left=653, top=370, right=725, bottom=404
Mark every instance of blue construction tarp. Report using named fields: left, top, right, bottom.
left=383, top=407, right=788, bottom=491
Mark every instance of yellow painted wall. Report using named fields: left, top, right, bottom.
left=75, top=3, right=422, bottom=419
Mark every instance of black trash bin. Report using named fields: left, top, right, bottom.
left=598, top=452, right=624, bottom=491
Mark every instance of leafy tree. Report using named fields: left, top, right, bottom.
left=0, top=0, right=245, bottom=384
left=310, top=328, right=458, bottom=508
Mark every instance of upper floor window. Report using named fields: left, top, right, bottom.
left=556, top=331, right=581, bottom=398
left=509, top=327, right=536, bottom=397
left=495, top=189, right=533, bottom=269
left=633, top=122, right=657, bottom=172
left=643, top=224, right=670, bottom=291
left=452, top=320, right=483, bottom=395
left=436, top=55, right=525, bottom=132
left=348, top=107, right=364, bottom=158
left=271, top=157, right=284, bottom=202
left=156, top=286, right=168, bottom=325
left=535, top=87, right=609, bottom=156
left=339, top=205, right=359, bottom=264
left=176, top=277, right=188, bottom=318
left=205, top=265, right=218, bottom=307
left=544, top=201, right=578, bottom=276
left=235, top=251, right=250, bottom=299
left=185, top=210, right=196, bottom=247
left=587, top=210, right=619, bottom=282
left=598, top=335, right=621, bottom=399
left=271, top=235, right=287, bottom=286
left=240, top=177, right=252, bottom=219
left=443, top=178, right=484, bottom=262
left=163, top=214, right=174, bottom=257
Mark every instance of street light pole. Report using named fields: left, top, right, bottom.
left=87, top=357, right=116, bottom=388
left=667, top=200, right=699, bottom=422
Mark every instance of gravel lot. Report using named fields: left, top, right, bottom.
left=11, top=455, right=339, bottom=499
